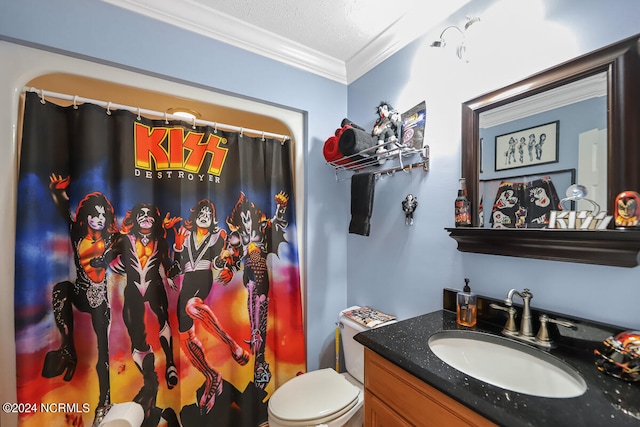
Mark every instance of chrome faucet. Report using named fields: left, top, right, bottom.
left=505, top=288, right=534, bottom=337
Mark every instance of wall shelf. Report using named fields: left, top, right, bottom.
left=445, top=227, right=640, bottom=267
left=327, top=145, right=429, bottom=181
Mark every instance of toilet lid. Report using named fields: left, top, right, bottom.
left=269, top=368, right=360, bottom=422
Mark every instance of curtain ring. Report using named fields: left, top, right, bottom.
left=261, top=131, right=265, bottom=142
left=164, top=112, right=169, bottom=124
left=281, top=135, right=287, bottom=146
left=39, top=90, right=46, bottom=104
left=106, top=102, right=112, bottom=115
left=240, top=128, right=244, bottom=138
left=213, top=123, right=218, bottom=134
left=73, top=95, right=78, bottom=109
left=192, top=116, right=197, bottom=129
left=137, top=107, right=141, bottom=121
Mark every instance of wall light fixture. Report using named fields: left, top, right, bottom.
left=430, top=16, right=480, bottom=61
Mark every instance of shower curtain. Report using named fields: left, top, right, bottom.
left=14, top=91, right=305, bottom=427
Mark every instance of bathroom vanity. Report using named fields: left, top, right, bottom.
left=355, top=296, right=639, bottom=426
left=364, top=349, right=496, bottom=426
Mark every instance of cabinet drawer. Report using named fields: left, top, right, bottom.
left=364, top=349, right=496, bottom=427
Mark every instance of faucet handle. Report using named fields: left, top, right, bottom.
left=536, top=314, right=576, bottom=345
left=546, top=316, right=576, bottom=329
left=490, top=303, right=518, bottom=334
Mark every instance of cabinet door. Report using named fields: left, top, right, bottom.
left=365, top=390, right=412, bottom=427
left=364, top=349, right=497, bottom=427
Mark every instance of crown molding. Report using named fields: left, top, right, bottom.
left=102, top=0, right=424, bottom=85
left=479, top=72, right=607, bottom=129
left=347, top=12, right=440, bottom=84
left=347, top=26, right=411, bottom=84
left=103, top=0, right=355, bottom=83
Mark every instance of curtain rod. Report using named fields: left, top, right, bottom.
left=24, top=87, right=290, bottom=142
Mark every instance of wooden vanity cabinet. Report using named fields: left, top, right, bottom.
left=364, top=349, right=497, bottom=427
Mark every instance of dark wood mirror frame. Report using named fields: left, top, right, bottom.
left=447, top=34, right=640, bottom=267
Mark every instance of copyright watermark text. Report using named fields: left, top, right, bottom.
left=3, top=402, right=90, bottom=414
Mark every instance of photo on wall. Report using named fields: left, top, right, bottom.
left=495, top=121, right=559, bottom=171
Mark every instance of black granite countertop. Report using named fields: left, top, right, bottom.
left=354, top=309, right=640, bottom=427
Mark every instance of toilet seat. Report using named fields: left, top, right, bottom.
left=268, top=368, right=361, bottom=425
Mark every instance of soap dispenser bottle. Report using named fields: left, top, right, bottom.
left=456, top=278, right=477, bottom=327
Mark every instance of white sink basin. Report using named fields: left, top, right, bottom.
left=428, top=330, right=587, bottom=398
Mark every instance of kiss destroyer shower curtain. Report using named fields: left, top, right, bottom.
left=14, top=91, right=304, bottom=427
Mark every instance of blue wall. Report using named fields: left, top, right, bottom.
left=0, top=0, right=349, bottom=372
left=2, top=0, right=640, bottom=379
left=480, top=97, right=606, bottom=181
left=346, top=0, right=640, bottom=333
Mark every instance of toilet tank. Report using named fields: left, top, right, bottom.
left=339, top=306, right=395, bottom=384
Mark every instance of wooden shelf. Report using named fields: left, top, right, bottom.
left=445, top=227, right=640, bottom=267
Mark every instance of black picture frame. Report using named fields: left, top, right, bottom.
left=494, top=120, right=559, bottom=172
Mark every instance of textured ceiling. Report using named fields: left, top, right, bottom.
left=192, top=0, right=419, bottom=61
left=104, top=0, right=469, bottom=82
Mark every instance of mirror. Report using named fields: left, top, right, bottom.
left=479, top=72, right=607, bottom=227
left=448, top=34, right=640, bottom=267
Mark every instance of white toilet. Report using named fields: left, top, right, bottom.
left=268, top=306, right=393, bottom=427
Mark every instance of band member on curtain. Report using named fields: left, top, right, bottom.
left=41, top=174, right=117, bottom=421
left=220, top=192, right=288, bottom=389
left=173, top=199, right=250, bottom=414
left=105, top=203, right=180, bottom=416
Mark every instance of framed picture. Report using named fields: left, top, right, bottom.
left=494, top=121, right=559, bottom=171
left=479, top=168, right=575, bottom=228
